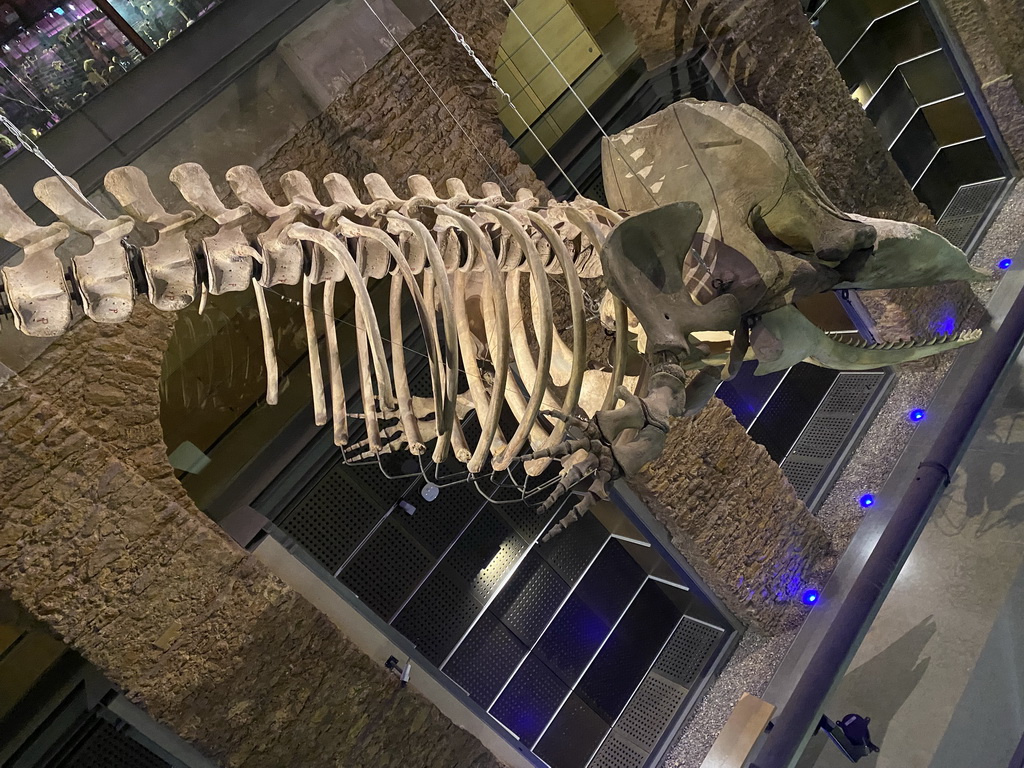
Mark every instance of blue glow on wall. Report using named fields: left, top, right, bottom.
left=932, top=315, right=956, bottom=335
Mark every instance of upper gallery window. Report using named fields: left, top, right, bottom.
left=0, top=0, right=221, bottom=159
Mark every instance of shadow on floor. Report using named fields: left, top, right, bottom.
left=965, top=453, right=1024, bottom=536
left=796, top=616, right=937, bottom=768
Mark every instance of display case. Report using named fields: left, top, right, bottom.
left=0, top=0, right=221, bottom=159
left=106, top=0, right=217, bottom=50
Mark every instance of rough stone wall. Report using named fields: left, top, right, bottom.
left=937, top=0, right=1024, bottom=168
left=632, top=400, right=830, bottom=634
left=259, top=0, right=542, bottom=202
left=0, top=305, right=501, bottom=768
left=613, top=0, right=983, bottom=341
left=547, top=276, right=825, bottom=633
left=0, top=5, right=536, bottom=764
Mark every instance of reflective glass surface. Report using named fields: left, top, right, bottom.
left=0, top=0, right=221, bottom=157
left=106, top=0, right=214, bottom=49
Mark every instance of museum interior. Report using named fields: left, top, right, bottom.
left=0, top=0, right=1021, bottom=767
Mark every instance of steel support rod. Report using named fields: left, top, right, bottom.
left=93, top=0, right=155, bottom=57
left=751, top=271, right=1024, bottom=768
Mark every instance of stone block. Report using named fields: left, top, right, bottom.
left=278, top=0, right=415, bottom=111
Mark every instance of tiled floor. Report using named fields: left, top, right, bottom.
left=804, top=353, right=1024, bottom=767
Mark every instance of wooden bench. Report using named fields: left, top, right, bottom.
left=700, top=693, right=776, bottom=768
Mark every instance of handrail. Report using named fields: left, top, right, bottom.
left=751, top=253, right=1024, bottom=767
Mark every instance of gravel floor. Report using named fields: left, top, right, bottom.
left=661, top=184, right=1024, bottom=768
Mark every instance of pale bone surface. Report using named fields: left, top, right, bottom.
left=0, top=100, right=988, bottom=535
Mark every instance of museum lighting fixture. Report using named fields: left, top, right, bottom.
left=859, top=494, right=875, bottom=508
left=909, top=409, right=926, bottom=423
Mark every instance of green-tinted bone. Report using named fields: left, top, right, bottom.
left=752, top=305, right=981, bottom=375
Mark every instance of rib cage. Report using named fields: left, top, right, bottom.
left=0, top=164, right=631, bottom=477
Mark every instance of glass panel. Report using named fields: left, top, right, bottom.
left=495, top=0, right=641, bottom=152
left=0, top=0, right=222, bottom=157
left=922, top=93, right=983, bottom=146
left=106, top=0, right=215, bottom=50
left=812, top=0, right=1010, bottom=224
left=0, top=1, right=143, bottom=147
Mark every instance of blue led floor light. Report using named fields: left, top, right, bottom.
left=802, top=590, right=820, bottom=606
left=859, top=494, right=875, bottom=508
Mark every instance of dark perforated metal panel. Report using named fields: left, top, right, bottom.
left=343, top=453, right=419, bottom=508
left=461, top=414, right=483, bottom=449
left=574, top=540, right=646, bottom=625
left=407, top=358, right=435, bottom=399
left=535, top=694, right=610, bottom=768
left=55, top=720, right=170, bottom=768
left=491, top=552, right=571, bottom=646
left=748, top=365, right=838, bottom=462
left=445, top=508, right=526, bottom=601
left=497, top=499, right=559, bottom=542
left=788, top=415, right=859, bottom=460
left=616, top=674, right=689, bottom=751
left=278, top=466, right=387, bottom=573
left=339, top=519, right=433, bottom=620
left=443, top=610, right=528, bottom=708
left=490, top=654, right=570, bottom=747
left=584, top=177, right=609, bottom=208
left=578, top=582, right=682, bottom=723
left=781, top=459, right=830, bottom=500
left=396, top=481, right=483, bottom=557
left=393, top=564, right=483, bottom=666
left=588, top=731, right=647, bottom=768
left=537, top=512, right=609, bottom=585
left=818, top=373, right=881, bottom=413
left=536, top=594, right=612, bottom=686
left=935, top=215, right=980, bottom=251
left=654, top=617, right=724, bottom=687
left=935, top=179, right=1004, bottom=248
left=781, top=372, right=886, bottom=501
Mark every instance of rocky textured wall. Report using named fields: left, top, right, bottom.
left=613, top=0, right=983, bottom=341
left=258, top=0, right=542, bottom=203
left=632, top=400, right=829, bottom=634
left=936, top=0, right=1024, bottom=168
left=0, top=305, right=501, bottom=768
left=547, top=277, right=827, bottom=633
left=0, top=3, right=539, bottom=763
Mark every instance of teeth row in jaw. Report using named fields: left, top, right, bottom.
left=836, top=329, right=980, bottom=349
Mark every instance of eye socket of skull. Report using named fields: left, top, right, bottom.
left=601, top=202, right=741, bottom=359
